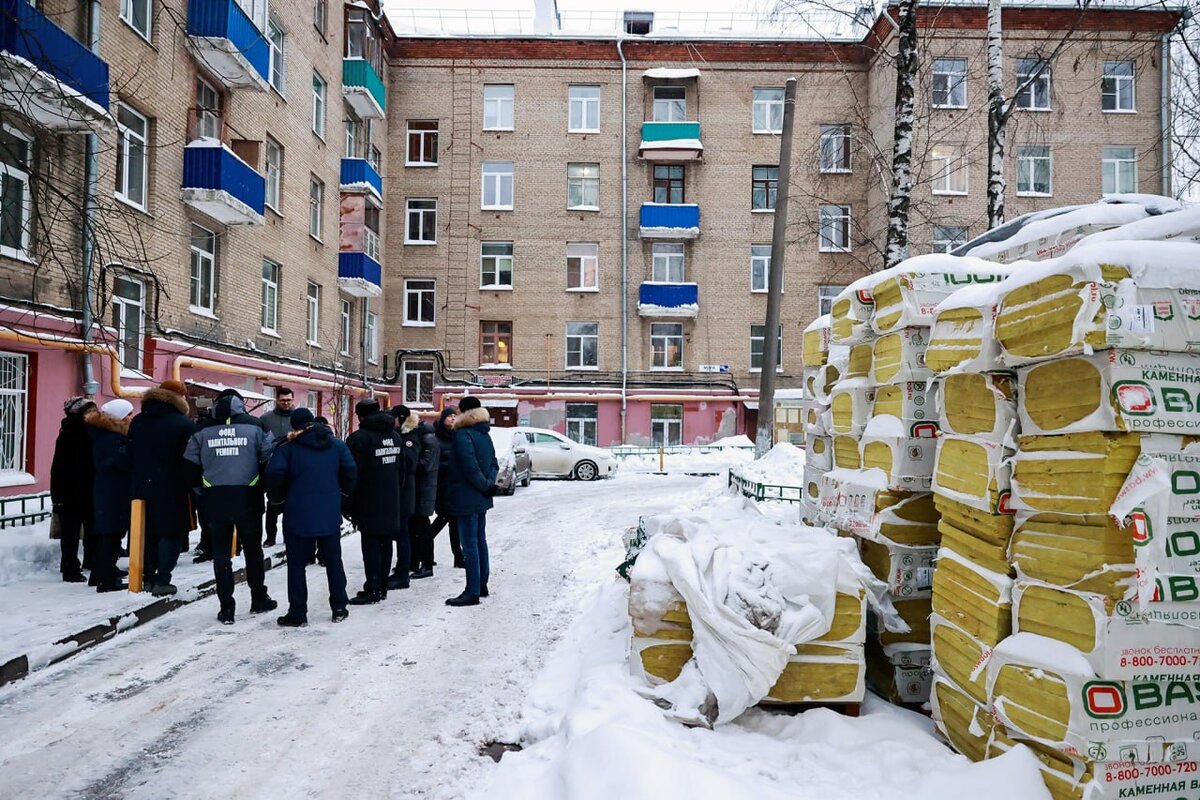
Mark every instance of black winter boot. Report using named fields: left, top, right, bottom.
left=445, top=592, right=480, bottom=607
left=217, top=606, right=235, bottom=625
left=277, top=613, right=307, bottom=627
left=250, top=596, right=278, bottom=614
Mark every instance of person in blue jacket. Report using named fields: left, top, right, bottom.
left=86, top=399, right=134, bottom=593
left=265, top=408, right=357, bottom=626
left=442, top=396, right=498, bottom=607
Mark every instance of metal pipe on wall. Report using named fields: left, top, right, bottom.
left=80, top=0, right=103, bottom=396
left=617, top=37, right=629, bottom=444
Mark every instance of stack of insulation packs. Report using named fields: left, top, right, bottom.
left=801, top=314, right=837, bottom=524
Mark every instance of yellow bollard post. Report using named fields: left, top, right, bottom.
left=128, top=499, right=145, bottom=593
left=231, top=526, right=238, bottom=558
left=659, top=446, right=664, bottom=473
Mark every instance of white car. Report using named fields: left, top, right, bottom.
left=513, top=427, right=616, bottom=481
left=487, top=427, right=532, bottom=495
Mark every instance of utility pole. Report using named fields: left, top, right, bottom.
left=755, top=77, right=797, bottom=457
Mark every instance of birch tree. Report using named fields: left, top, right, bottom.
left=986, top=0, right=1005, bottom=228
left=884, top=0, right=919, bottom=268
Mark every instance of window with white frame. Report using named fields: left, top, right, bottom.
left=120, top=0, right=151, bottom=39
left=567, top=163, right=600, bottom=210
left=406, top=120, right=438, bottom=165
left=261, top=260, right=279, bottom=333
left=345, top=113, right=360, bottom=158
left=651, top=322, right=683, bottom=369
left=267, top=19, right=285, bottom=94
left=750, top=324, right=783, bottom=372
left=651, top=243, right=685, bottom=283
left=194, top=77, right=221, bottom=140
left=750, top=244, right=771, bottom=293
left=931, top=145, right=968, bottom=194
left=481, top=162, right=514, bottom=209
left=403, top=360, right=435, bottom=405
left=650, top=403, right=683, bottom=446
left=819, top=124, right=852, bottom=172
left=313, top=0, right=326, bottom=36
left=236, top=0, right=267, bottom=29
left=483, top=84, right=514, bottom=130
left=1016, top=145, right=1052, bottom=195
left=652, top=86, right=686, bottom=122
left=932, top=225, right=968, bottom=254
left=264, top=136, right=282, bottom=212
left=339, top=298, right=351, bottom=355
left=480, top=242, right=514, bottom=289
left=0, top=127, right=31, bottom=259
left=565, top=403, right=598, bottom=446
left=116, top=103, right=149, bottom=208
left=364, top=202, right=380, bottom=260
left=818, top=205, right=852, bottom=252
left=818, top=285, right=847, bottom=316
left=752, top=88, right=784, bottom=133
left=405, top=198, right=437, bottom=244
left=0, top=352, right=28, bottom=475
left=566, top=243, right=598, bottom=291
left=1015, top=57, right=1051, bottom=111
left=189, top=225, right=216, bottom=313
left=1103, top=146, right=1138, bottom=194
left=365, top=309, right=378, bottom=363
left=1102, top=60, right=1135, bottom=112
left=569, top=85, right=600, bottom=132
left=306, top=282, right=321, bottom=345
left=309, top=175, right=324, bottom=239
left=111, top=275, right=144, bottom=372
left=404, top=278, right=435, bottom=325
left=565, top=322, right=599, bottom=369
left=311, top=71, right=327, bottom=137
left=932, top=57, right=967, bottom=108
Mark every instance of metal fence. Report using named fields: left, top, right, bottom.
left=609, top=444, right=754, bottom=460
left=728, top=470, right=803, bottom=504
left=0, top=491, right=52, bottom=529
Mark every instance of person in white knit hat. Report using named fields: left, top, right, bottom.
left=85, top=398, right=135, bottom=592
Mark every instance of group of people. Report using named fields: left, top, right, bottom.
left=49, top=380, right=500, bottom=626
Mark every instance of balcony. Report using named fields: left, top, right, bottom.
left=342, top=58, right=385, bottom=119
left=338, top=252, right=382, bottom=298
left=340, top=157, right=383, bottom=201
left=639, top=203, right=700, bottom=239
left=186, top=0, right=270, bottom=91
left=638, top=121, right=703, bottom=161
left=181, top=141, right=265, bottom=225
left=0, top=0, right=110, bottom=130
left=638, top=282, right=699, bottom=318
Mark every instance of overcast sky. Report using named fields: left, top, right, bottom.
left=382, top=0, right=763, bottom=16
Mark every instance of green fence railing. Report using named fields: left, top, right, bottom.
left=728, top=470, right=803, bottom=503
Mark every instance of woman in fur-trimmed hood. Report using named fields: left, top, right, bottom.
left=443, top=397, right=498, bottom=606
left=86, top=400, right=134, bottom=591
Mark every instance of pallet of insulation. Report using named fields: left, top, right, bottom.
left=872, top=327, right=933, bottom=384
left=866, top=639, right=933, bottom=704
left=927, top=283, right=1007, bottom=375
left=938, top=372, right=1017, bottom=444
left=802, top=314, right=832, bottom=368
left=933, top=434, right=1013, bottom=514
left=830, top=377, right=876, bottom=438
left=930, top=614, right=994, bottom=706
left=866, top=254, right=1009, bottom=335
left=930, top=675, right=996, bottom=762
left=931, top=547, right=1013, bottom=647
left=860, top=415, right=937, bottom=491
left=933, top=494, right=1014, bottom=577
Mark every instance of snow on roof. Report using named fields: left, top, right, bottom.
left=638, top=138, right=703, bottom=151
left=964, top=203, right=1149, bottom=260
left=642, top=67, right=700, bottom=79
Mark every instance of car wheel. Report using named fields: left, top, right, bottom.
left=504, top=482, right=516, bottom=496
left=521, top=473, right=531, bottom=487
left=573, top=460, right=598, bottom=481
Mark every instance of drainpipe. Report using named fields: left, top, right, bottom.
left=1161, top=30, right=1172, bottom=197
left=617, top=37, right=629, bottom=443
left=80, top=0, right=103, bottom=396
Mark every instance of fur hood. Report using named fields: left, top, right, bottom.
left=399, top=411, right=421, bottom=434
left=141, top=387, right=189, bottom=415
left=454, top=407, right=490, bottom=430
left=84, top=409, right=131, bottom=436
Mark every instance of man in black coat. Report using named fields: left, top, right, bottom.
left=86, top=399, right=134, bottom=592
left=129, top=380, right=195, bottom=596
left=258, top=387, right=295, bottom=547
left=428, top=406, right=462, bottom=569
left=50, top=397, right=96, bottom=583
left=385, top=405, right=421, bottom=589
left=346, top=399, right=416, bottom=604
left=402, top=407, right=440, bottom=579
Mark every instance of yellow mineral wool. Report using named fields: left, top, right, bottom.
left=939, top=372, right=1016, bottom=441
left=1011, top=432, right=1142, bottom=514
left=931, top=615, right=992, bottom=704
left=859, top=537, right=936, bottom=598
left=931, top=549, right=1013, bottom=645
left=802, top=315, right=832, bottom=368
left=830, top=378, right=875, bottom=436
left=873, top=382, right=939, bottom=428
left=988, top=730, right=1091, bottom=800
left=1021, top=357, right=1104, bottom=433
left=937, top=516, right=1013, bottom=577
left=927, top=305, right=990, bottom=375
left=846, top=342, right=874, bottom=379
left=763, top=650, right=866, bottom=703
left=989, top=661, right=1072, bottom=744
left=933, top=435, right=1012, bottom=514
left=872, top=328, right=933, bottom=384
left=1010, top=512, right=1134, bottom=599
left=931, top=675, right=995, bottom=762
left=833, top=435, right=861, bottom=469
left=994, top=265, right=1128, bottom=361
left=876, top=597, right=933, bottom=646
left=1012, top=582, right=1104, bottom=655
left=933, top=494, right=1015, bottom=550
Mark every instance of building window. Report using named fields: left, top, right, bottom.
left=932, top=57, right=968, bottom=108
left=565, top=403, right=598, bottom=446
left=567, top=163, right=600, bottom=210
left=308, top=176, right=324, bottom=240
left=406, top=120, right=438, bottom=165
left=481, top=161, right=514, bottom=210
left=483, top=84, right=515, bottom=130
left=306, top=282, right=320, bottom=345
left=119, top=0, right=151, bottom=40
left=364, top=202, right=381, bottom=261
left=405, top=199, right=437, bottom=244
left=365, top=309, right=378, bottom=363
left=111, top=275, right=144, bottom=372
left=311, top=71, right=326, bottom=138
left=1102, top=60, right=1135, bottom=112
left=0, top=352, right=28, bottom=475
left=819, top=205, right=852, bottom=252
left=932, top=226, right=968, bottom=254
left=818, top=285, right=847, bottom=316
left=480, top=321, right=513, bottom=365
left=313, top=0, right=327, bottom=34
left=752, top=88, right=784, bottom=133
left=189, top=224, right=216, bottom=313
left=650, top=322, right=683, bottom=369
left=819, top=124, right=851, bottom=172
left=750, top=244, right=771, bottom=293
left=115, top=103, right=149, bottom=209
left=931, top=145, right=968, bottom=194
left=366, top=120, right=382, bottom=171
left=1015, top=58, right=1050, bottom=111
left=652, top=86, right=686, bottom=122
left=653, top=164, right=684, bottom=204
left=1016, top=145, right=1052, bottom=196
left=404, top=278, right=435, bottom=325
left=339, top=298, right=351, bottom=355
left=651, top=404, right=683, bottom=446
left=194, top=77, right=221, bottom=140
left=752, top=166, right=778, bottom=211
left=566, top=243, right=599, bottom=291
left=569, top=85, right=600, bottom=132
left=651, top=243, right=685, bottom=283
left=0, top=127, right=31, bottom=259
left=750, top=324, right=783, bottom=372
left=480, top=242, right=514, bottom=289
left=1102, top=146, right=1138, bottom=194
left=566, top=322, right=599, bottom=369
left=261, top=260, right=279, bottom=333
left=267, top=19, right=285, bottom=94
left=403, top=360, right=435, bottom=405
left=345, top=113, right=360, bottom=158
left=264, top=136, right=283, bottom=212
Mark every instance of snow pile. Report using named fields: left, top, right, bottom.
left=0, top=520, right=57, bottom=584
left=732, top=441, right=805, bottom=486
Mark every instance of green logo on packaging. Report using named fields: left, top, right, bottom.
left=1112, top=381, right=1156, bottom=416
left=1083, top=682, right=1126, bottom=718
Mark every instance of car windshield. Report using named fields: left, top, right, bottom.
left=489, top=428, right=517, bottom=452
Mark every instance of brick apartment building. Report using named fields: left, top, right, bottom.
left=0, top=0, right=1181, bottom=511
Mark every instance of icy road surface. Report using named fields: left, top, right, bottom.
left=0, top=473, right=704, bottom=799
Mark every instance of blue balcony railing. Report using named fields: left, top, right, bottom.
left=0, top=0, right=110, bottom=117
left=340, top=157, right=383, bottom=199
left=181, top=144, right=265, bottom=224
left=638, top=282, right=699, bottom=317
left=338, top=252, right=383, bottom=297
left=639, top=203, right=700, bottom=238
left=186, top=0, right=270, bottom=88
